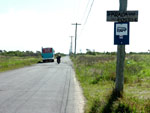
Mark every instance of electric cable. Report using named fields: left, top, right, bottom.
left=79, top=0, right=95, bottom=37
left=81, top=0, right=92, bottom=23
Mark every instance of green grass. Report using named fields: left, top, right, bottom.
left=71, top=54, right=150, bottom=113
left=0, top=56, right=41, bottom=72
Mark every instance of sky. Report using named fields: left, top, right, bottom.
left=0, top=0, right=149, bottom=54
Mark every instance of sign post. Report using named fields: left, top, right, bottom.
left=106, top=0, right=138, bottom=96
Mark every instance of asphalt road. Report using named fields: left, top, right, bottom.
left=0, top=56, right=84, bottom=113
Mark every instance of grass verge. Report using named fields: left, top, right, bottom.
left=71, top=54, right=150, bottom=113
left=0, top=56, right=41, bottom=72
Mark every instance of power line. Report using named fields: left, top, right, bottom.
left=79, top=0, right=95, bottom=37
left=70, top=0, right=95, bottom=53
left=83, top=0, right=95, bottom=26
left=81, top=0, right=92, bottom=22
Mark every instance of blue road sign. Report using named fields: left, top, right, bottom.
left=114, top=22, right=129, bottom=45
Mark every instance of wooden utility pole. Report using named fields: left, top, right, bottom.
left=107, top=0, right=138, bottom=96
left=115, top=0, right=127, bottom=95
left=69, top=36, right=73, bottom=55
left=72, top=23, right=81, bottom=56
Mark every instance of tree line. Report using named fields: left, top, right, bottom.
left=0, top=50, right=41, bottom=57
left=76, top=49, right=150, bottom=56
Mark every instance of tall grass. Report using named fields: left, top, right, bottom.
left=71, top=54, right=150, bottom=113
left=0, top=56, right=41, bottom=72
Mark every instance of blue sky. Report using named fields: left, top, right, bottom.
left=0, top=0, right=149, bottom=53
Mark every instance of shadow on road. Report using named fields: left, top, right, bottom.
left=37, top=61, right=55, bottom=64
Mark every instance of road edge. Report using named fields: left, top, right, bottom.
left=69, top=57, right=85, bottom=113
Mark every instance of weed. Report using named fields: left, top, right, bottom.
left=71, top=54, right=150, bottom=113
left=0, top=56, right=41, bottom=72
left=115, top=103, right=134, bottom=113
left=102, top=90, right=120, bottom=113
left=90, top=99, right=102, bottom=113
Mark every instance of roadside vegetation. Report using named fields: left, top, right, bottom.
left=71, top=52, right=150, bottom=113
left=0, top=50, right=41, bottom=72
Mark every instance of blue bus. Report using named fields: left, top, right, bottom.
left=41, top=47, right=55, bottom=62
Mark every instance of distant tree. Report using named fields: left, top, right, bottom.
left=55, top=53, right=66, bottom=57
left=86, top=49, right=96, bottom=55
left=0, top=50, right=42, bottom=57
left=35, top=51, right=41, bottom=57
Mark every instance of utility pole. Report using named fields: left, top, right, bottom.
left=107, top=0, right=138, bottom=96
left=72, top=23, right=81, bottom=56
left=115, top=0, right=127, bottom=96
left=69, top=36, right=73, bottom=55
